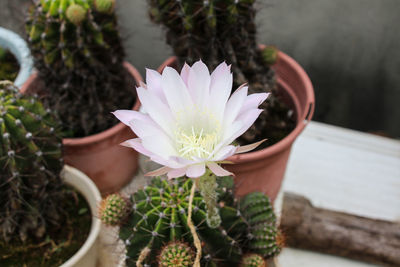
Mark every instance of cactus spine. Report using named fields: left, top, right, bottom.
left=25, top=0, right=133, bottom=137
left=158, top=241, right=194, bottom=267
left=0, top=81, right=64, bottom=243
left=148, top=0, right=296, bottom=146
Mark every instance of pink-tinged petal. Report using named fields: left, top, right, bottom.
left=162, top=66, right=193, bottom=114
left=240, top=93, right=269, bottom=114
left=211, top=145, right=237, bottom=161
left=142, top=135, right=177, bottom=159
left=209, top=62, right=233, bottom=120
left=167, top=168, right=187, bottom=179
left=187, top=60, right=210, bottom=108
left=186, top=163, right=206, bottom=178
left=145, top=166, right=172, bottom=177
left=112, top=110, right=137, bottom=126
left=137, top=86, right=174, bottom=137
left=139, top=81, right=147, bottom=89
left=223, top=84, right=248, bottom=128
left=224, top=109, right=263, bottom=145
left=180, top=63, right=191, bottom=86
left=121, top=138, right=152, bottom=157
left=129, top=116, right=167, bottom=139
left=236, top=139, right=267, bottom=154
left=146, top=68, right=167, bottom=104
left=220, top=120, right=243, bottom=146
left=206, top=162, right=234, bottom=177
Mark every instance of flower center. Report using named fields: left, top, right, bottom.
left=174, top=107, right=221, bottom=160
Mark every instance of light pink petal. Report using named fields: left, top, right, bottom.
left=206, top=162, right=234, bottom=177
left=223, top=84, right=248, bottom=128
left=121, top=138, right=153, bottom=157
left=137, top=86, right=174, bottom=137
left=142, top=135, right=177, bottom=159
left=240, top=93, right=270, bottom=114
left=186, top=163, right=206, bottom=178
left=167, top=168, right=187, bottom=179
left=220, top=120, right=243, bottom=146
left=236, top=139, right=267, bottom=154
left=162, top=66, right=193, bottom=114
left=129, top=116, right=167, bottom=139
left=180, top=63, right=191, bottom=86
left=112, top=110, right=137, bottom=126
left=187, top=60, right=210, bottom=108
left=146, top=68, right=167, bottom=103
left=211, top=145, right=237, bottom=161
left=139, top=81, right=147, bottom=89
left=224, top=109, right=263, bottom=145
left=209, top=62, right=233, bottom=121
left=145, top=166, right=171, bottom=177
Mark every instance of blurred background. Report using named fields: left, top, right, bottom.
left=1, top=0, right=399, bottom=138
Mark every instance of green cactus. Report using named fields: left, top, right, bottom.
left=158, top=241, right=194, bottom=267
left=239, top=192, right=282, bottom=258
left=0, top=81, right=64, bottom=243
left=99, top=194, right=130, bottom=226
left=240, top=254, right=266, bottom=267
left=25, top=0, right=134, bottom=137
left=116, top=176, right=248, bottom=266
left=148, top=0, right=296, bottom=146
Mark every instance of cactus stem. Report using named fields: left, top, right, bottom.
left=188, top=181, right=201, bottom=267
left=198, top=170, right=221, bottom=228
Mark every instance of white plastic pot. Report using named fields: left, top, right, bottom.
left=0, top=27, right=33, bottom=87
left=60, top=165, right=101, bottom=267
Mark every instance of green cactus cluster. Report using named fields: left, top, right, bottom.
left=99, top=194, right=130, bottom=226
left=148, top=0, right=296, bottom=146
left=158, top=241, right=194, bottom=267
left=100, top=176, right=283, bottom=266
left=240, top=254, right=266, bottom=267
left=240, top=192, right=282, bottom=258
left=0, top=81, right=65, bottom=243
left=25, top=0, right=134, bottom=137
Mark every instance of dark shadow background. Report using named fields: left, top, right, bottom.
left=1, top=0, right=399, bottom=138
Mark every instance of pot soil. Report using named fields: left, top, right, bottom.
left=0, top=47, right=19, bottom=81
left=21, top=62, right=142, bottom=194
left=158, top=51, right=314, bottom=200
left=0, top=166, right=101, bottom=267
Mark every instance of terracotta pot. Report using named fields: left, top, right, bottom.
left=21, top=62, right=142, bottom=194
left=158, top=51, right=315, bottom=200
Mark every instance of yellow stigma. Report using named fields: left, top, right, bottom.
left=174, top=106, right=221, bottom=160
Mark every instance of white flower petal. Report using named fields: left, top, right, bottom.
left=180, top=62, right=190, bottom=86
left=240, top=93, right=270, bottom=114
left=112, top=110, right=137, bottom=126
left=162, top=66, right=193, bottom=114
left=211, top=145, right=237, bottom=161
left=187, top=61, right=210, bottom=108
left=142, top=135, right=177, bottom=159
left=223, top=85, right=248, bottom=128
left=186, top=163, right=206, bottom=178
left=146, top=68, right=167, bottom=103
left=167, top=168, right=187, bottom=179
left=209, top=62, right=232, bottom=120
left=137, top=86, right=174, bottom=137
left=206, top=162, right=234, bottom=177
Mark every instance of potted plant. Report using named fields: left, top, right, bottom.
left=149, top=0, right=315, bottom=200
left=0, top=27, right=33, bottom=87
left=99, top=176, right=282, bottom=266
left=0, top=81, right=101, bottom=266
left=21, top=0, right=142, bottom=194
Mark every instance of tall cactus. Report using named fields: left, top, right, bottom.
left=148, top=0, right=295, bottom=146
left=25, top=0, right=134, bottom=137
left=0, top=81, right=65, bottom=243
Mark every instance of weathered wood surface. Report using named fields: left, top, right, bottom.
left=280, top=193, right=400, bottom=266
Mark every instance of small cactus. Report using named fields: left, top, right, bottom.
left=240, top=192, right=282, bottom=258
left=25, top=0, right=133, bottom=137
left=0, top=81, right=64, bottom=243
left=261, top=46, right=279, bottom=66
left=240, top=254, right=266, bottom=267
left=99, top=194, right=130, bottom=226
left=158, top=241, right=194, bottom=267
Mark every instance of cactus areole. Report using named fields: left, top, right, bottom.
left=25, top=0, right=136, bottom=137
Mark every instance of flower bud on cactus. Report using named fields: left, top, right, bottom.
left=262, top=46, right=279, bottom=66
left=240, top=253, right=266, bottom=267
left=95, top=0, right=116, bottom=13
left=0, top=81, right=64, bottom=243
left=158, top=241, right=194, bottom=267
left=66, top=4, right=87, bottom=25
left=99, top=194, right=130, bottom=226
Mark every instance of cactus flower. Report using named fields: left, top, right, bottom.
left=114, top=60, right=268, bottom=179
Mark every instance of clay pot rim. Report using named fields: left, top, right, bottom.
left=158, top=51, right=315, bottom=164
left=20, top=61, right=142, bottom=147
